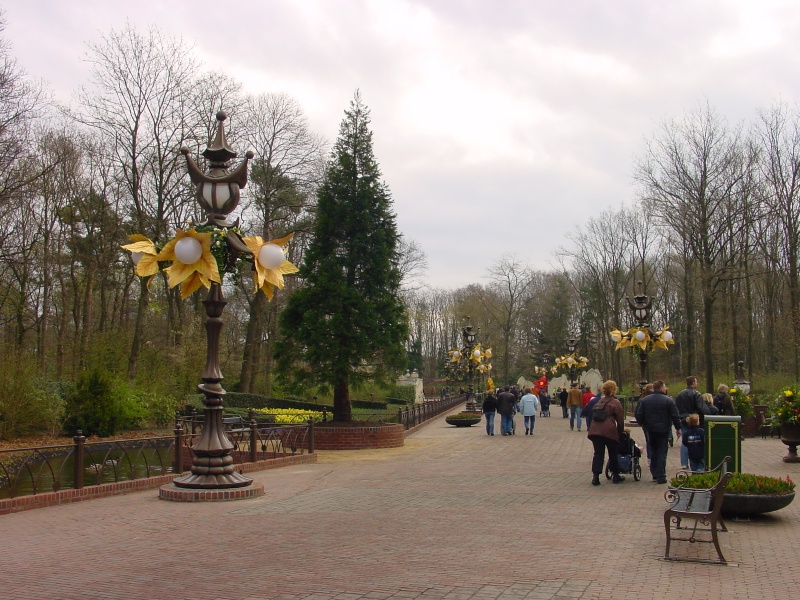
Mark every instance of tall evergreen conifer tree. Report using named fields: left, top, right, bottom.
left=276, top=92, right=408, bottom=422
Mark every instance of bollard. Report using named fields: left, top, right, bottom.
left=73, top=430, right=85, bottom=490
left=250, top=419, right=258, bottom=463
left=174, top=426, right=184, bottom=474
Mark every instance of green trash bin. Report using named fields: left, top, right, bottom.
left=704, top=415, right=742, bottom=473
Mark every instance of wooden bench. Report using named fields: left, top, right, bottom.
left=759, top=412, right=779, bottom=439
left=222, top=416, right=249, bottom=433
left=663, top=456, right=732, bottom=564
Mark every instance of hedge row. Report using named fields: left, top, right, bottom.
left=185, top=392, right=407, bottom=413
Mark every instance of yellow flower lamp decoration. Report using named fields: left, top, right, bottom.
left=609, top=327, right=631, bottom=350
left=121, top=234, right=160, bottom=282
left=469, top=344, right=483, bottom=364
left=158, top=229, right=221, bottom=299
left=449, top=349, right=462, bottom=363
left=242, top=233, right=299, bottom=300
left=652, top=326, right=675, bottom=351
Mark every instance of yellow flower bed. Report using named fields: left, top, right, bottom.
left=252, top=408, right=327, bottom=424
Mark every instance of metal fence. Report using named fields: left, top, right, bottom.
left=0, top=419, right=313, bottom=500
left=396, top=394, right=469, bottom=429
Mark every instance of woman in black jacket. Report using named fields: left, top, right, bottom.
left=713, top=384, right=735, bottom=416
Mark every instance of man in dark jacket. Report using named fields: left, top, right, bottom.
left=635, top=380, right=682, bottom=484
left=482, top=392, right=497, bottom=436
left=675, top=376, right=706, bottom=468
left=558, top=387, right=568, bottom=418
left=496, top=387, right=517, bottom=436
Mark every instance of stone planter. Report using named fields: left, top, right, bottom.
left=445, top=417, right=481, bottom=427
left=780, top=422, right=800, bottom=463
left=721, top=491, right=795, bottom=517
left=740, top=415, right=760, bottom=438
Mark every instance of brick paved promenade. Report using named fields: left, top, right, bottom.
left=1, top=409, right=798, bottom=599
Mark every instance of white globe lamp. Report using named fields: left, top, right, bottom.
left=662, top=330, right=673, bottom=342
left=634, top=330, right=647, bottom=342
left=174, top=237, right=203, bottom=265
left=258, top=243, right=285, bottom=269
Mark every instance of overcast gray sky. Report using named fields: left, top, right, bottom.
left=6, top=1, right=800, bottom=289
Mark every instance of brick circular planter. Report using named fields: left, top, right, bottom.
left=313, top=423, right=404, bottom=450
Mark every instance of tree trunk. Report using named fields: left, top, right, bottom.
left=703, top=294, right=715, bottom=394
left=239, top=292, right=266, bottom=393
left=682, top=260, right=695, bottom=375
left=790, top=244, right=800, bottom=381
left=79, top=269, right=94, bottom=368
left=127, top=278, right=149, bottom=380
left=333, top=374, right=351, bottom=422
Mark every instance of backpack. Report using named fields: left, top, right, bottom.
left=592, top=400, right=609, bottom=422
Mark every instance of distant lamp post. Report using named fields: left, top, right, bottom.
left=609, top=280, right=674, bottom=392
left=447, top=317, right=492, bottom=407
left=554, top=338, right=588, bottom=386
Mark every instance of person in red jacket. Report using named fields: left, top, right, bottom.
left=587, top=380, right=626, bottom=486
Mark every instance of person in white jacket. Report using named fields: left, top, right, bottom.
left=519, top=388, right=540, bottom=436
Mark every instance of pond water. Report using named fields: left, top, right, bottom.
left=0, top=443, right=174, bottom=499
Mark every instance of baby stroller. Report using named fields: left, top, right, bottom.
left=540, top=394, right=550, bottom=417
left=605, top=430, right=642, bottom=481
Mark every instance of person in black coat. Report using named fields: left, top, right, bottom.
left=674, top=375, right=706, bottom=468
left=496, top=387, right=517, bottom=435
left=558, top=387, right=568, bottom=418
left=635, top=380, right=682, bottom=484
left=482, top=393, right=497, bottom=436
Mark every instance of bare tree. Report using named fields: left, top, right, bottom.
left=636, top=101, right=756, bottom=392
left=396, top=236, right=428, bottom=291
left=235, top=92, right=325, bottom=393
left=756, top=101, right=800, bottom=380
left=479, top=255, right=533, bottom=384
left=74, top=24, right=199, bottom=379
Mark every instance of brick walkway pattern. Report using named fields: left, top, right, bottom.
left=1, top=410, right=798, bottom=599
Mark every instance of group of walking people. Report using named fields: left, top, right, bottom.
left=481, top=386, right=542, bottom=436
left=480, top=374, right=735, bottom=488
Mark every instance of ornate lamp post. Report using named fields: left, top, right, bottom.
left=609, top=280, right=674, bottom=393
left=172, top=113, right=254, bottom=490
left=124, top=111, right=298, bottom=498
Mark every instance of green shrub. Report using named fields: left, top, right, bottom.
left=730, top=390, right=754, bottom=419
left=65, top=369, right=144, bottom=437
left=385, top=385, right=416, bottom=404
left=446, top=412, right=482, bottom=420
left=134, top=391, right=180, bottom=428
left=669, top=472, right=795, bottom=495
left=0, top=372, right=64, bottom=438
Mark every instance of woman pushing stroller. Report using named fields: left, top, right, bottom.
left=587, top=380, right=626, bottom=486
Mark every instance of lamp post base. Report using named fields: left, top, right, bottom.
left=172, top=470, right=253, bottom=489
left=159, top=481, right=264, bottom=502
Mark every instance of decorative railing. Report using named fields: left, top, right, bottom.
left=0, top=419, right=313, bottom=500
left=396, top=394, right=469, bottom=429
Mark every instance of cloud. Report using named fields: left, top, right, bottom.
left=6, top=0, right=800, bottom=289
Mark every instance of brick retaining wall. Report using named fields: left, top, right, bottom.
left=0, top=452, right=316, bottom=515
left=313, top=423, right=405, bottom=450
